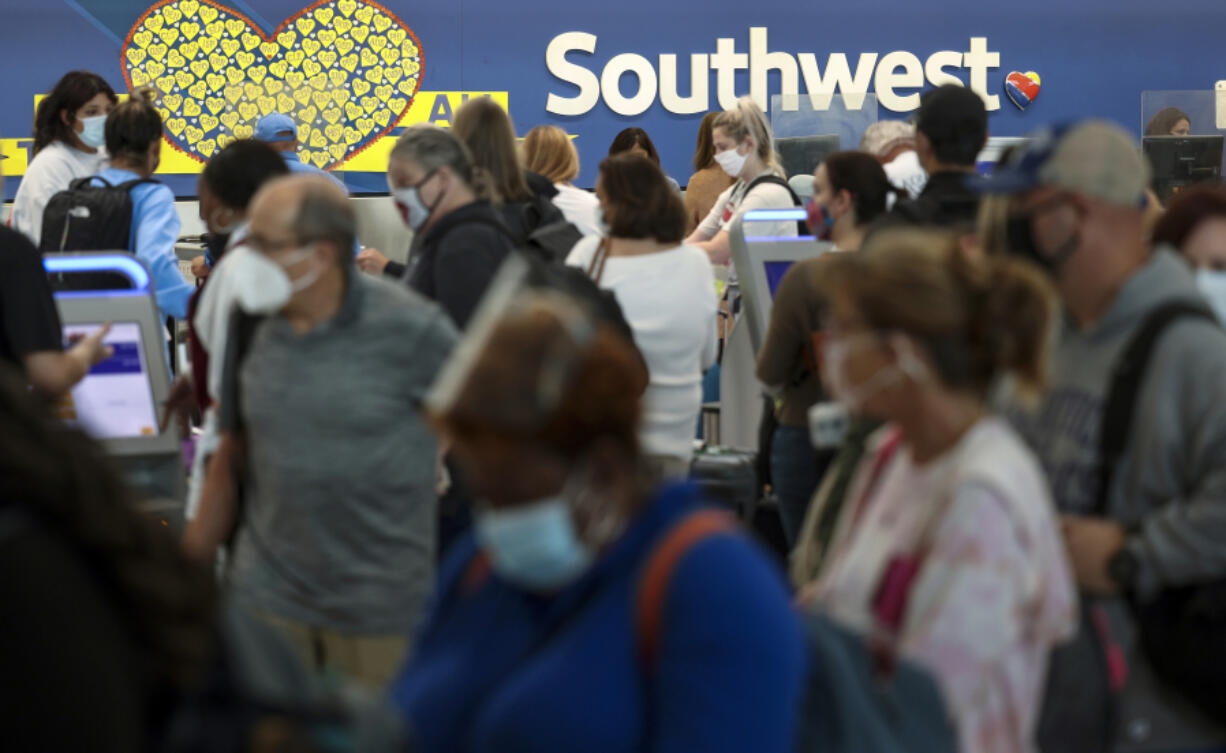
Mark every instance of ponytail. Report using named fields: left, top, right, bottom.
left=713, top=97, right=784, bottom=176
left=105, top=87, right=162, bottom=164
left=962, top=253, right=1055, bottom=400
left=822, top=151, right=892, bottom=226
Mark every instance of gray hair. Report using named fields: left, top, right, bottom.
left=292, top=186, right=356, bottom=269
left=390, top=125, right=475, bottom=185
left=860, top=120, right=916, bottom=157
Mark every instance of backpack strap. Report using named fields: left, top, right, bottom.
left=116, top=178, right=159, bottom=192
left=1095, top=301, right=1215, bottom=516
left=744, top=173, right=808, bottom=234
left=635, top=509, right=740, bottom=670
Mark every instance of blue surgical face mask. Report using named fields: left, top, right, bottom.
left=79, top=114, right=107, bottom=150
left=475, top=498, right=594, bottom=591
left=1196, top=268, right=1226, bottom=323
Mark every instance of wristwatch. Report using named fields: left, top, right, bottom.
left=1108, top=546, right=1141, bottom=592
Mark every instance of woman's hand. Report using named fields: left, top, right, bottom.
left=356, top=247, right=390, bottom=276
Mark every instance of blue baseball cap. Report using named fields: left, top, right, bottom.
left=974, top=121, right=1150, bottom=207
left=254, top=113, right=298, bottom=143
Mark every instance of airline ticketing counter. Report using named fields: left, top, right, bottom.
left=44, top=253, right=186, bottom=528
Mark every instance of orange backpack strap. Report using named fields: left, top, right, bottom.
left=635, top=509, right=740, bottom=670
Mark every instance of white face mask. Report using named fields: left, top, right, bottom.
left=230, top=244, right=322, bottom=315
left=391, top=170, right=439, bottom=230
left=808, top=401, right=851, bottom=449
left=1196, top=268, right=1226, bottom=323
left=714, top=145, right=748, bottom=178
left=821, top=333, right=929, bottom=412
left=79, top=114, right=107, bottom=149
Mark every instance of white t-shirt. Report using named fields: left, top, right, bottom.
left=11, top=141, right=108, bottom=246
left=696, top=172, right=800, bottom=240
left=551, top=183, right=602, bottom=237
left=566, top=236, right=718, bottom=460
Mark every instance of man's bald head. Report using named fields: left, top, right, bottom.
left=249, top=174, right=355, bottom=267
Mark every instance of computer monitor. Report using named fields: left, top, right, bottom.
left=52, top=287, right=177, bottom=458
left=1144, top=135, right=1225, bottom=201
left=976, top=137, right=1030, bottom=175
left=776, top=135, right=841, bottom=179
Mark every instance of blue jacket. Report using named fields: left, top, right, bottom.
left=391, top=483, right=807, bottom=753
left=90, top=168, right=191, bottom=321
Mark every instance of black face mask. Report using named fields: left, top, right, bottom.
left=203, top=232, right=230, bottom=264
left=1005, top=209, right=1080, bottom=275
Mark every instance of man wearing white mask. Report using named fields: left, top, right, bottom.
left=354, top=126, right=515, bottom=329
left=183, top=174, right=458, bottom=691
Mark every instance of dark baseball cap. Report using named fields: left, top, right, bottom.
left=914, top=85, right=988, bottom=164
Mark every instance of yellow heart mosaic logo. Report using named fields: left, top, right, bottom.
left=122, top=0, right=423, bottom=169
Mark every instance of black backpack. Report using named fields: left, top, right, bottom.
left=40, top=176, right=158, bottom=292
left=1038, top=301, right=1226, bottom=752
left=743, top=173, right=809, bottom=235
left=498, top=194, right=585, bottom=264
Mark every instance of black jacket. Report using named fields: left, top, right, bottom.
left=873, top=170, right=982, bottom=234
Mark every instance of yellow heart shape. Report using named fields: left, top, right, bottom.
left=150, top=42, right=169, bottom=59
left=403, top=60, right=420, bottom=76
left=180, top=0, right=200, bottom=18
left=293, top=87, right=313, bottom=106
left=238, top=102, right=258, bottom=121
left=344, top=102, right=363, bottom=120
left=175, top=70, right=194, bottom=89
left=328, top=68, right=347, bottom=88
left=145, top=14, right=164, bottom=32
left=133, top=31, right=153, bottom=48
left=356, top=6, right=374, bottom=24
left=181, top=22, right=200, bottom=40
left=225, top=18, right=245, bottom=36
left=200, top=114, right=219, bottom=131
left=209, top=52, right=228, bottom=72
left=221, top=38, right=240, bottom=57
left=352, top=26, right=370, bottom=44
left=309, top=73, right=328, bottom=91
left=338, top=0, right=358, bottom=17
left=328, top=143, right=347, bottom=162
left=248, top=65, right=267, bottom=84
left=330, top=90, right=348, bottom=109
left=374, top=85, right=392, bottom=101
left=388, top=97, right=407, bottom=114
left=220, top=111, right=239, bottom=129
left=184, top=99, right=203, bottom=116
left=199, top=5, right=217, bottom=23
left=320, top=51, right=338, bottom=69
left=286, top=71, right=305, bottom=89
left=241, top=32, right=261, bottom=52
left=225, top=67, right=245, bottom=85
left=182, top=42, right=200, bottom=60
left=300, top=105, right=318, bottom=124
left=380, top=47, right=400, bottom=66
left=126, top=47, right=147, bottom=65
left=264, top=78, right=284, bottom=95
left=198, top=139, right=217, bottom=157
left=207, top=97, right=226, bottom=115
left=356, top=117, right=374, bottom=132
left=402, top=40, right=419, bottom=58
left=309, top=130, right=327, bottom=148
left=157, top=75, right=177, bottom=94
left=277, top=93, right=296, bottom=112
left=361, top=96, right=378, bottom=114
left=373, top=110, right=391, bottom=128
left=325, top=124, right=344, bottom=142
left=286, top=49, right=305, bottom=68
left=319, top=30, right=338, bottom=47
left=352, top=80, right=371, bottom=97
left=299, top=125, right=313, bottom=142
left=270, top=60, right=289, bottom=79
left=314, top=7, right=335, bottom=25
left=303, top=60, right=323, bottom=79
left=185, top=125, right=204, bottom=143
left=236, top=51, right=255, bottom=69
left=206, top=73, right=225, bottom=92
left=335, top=17, right=354, bottom=33
left=158, top=27, right=179, bottom=46
left=145, top=61, right=166, bottom=79
left=369, top=36, right=387, bottom=52
left=363, top=66, right=384, bottom=85
left=163, top=6, right=183, bottom=25
left=303, top=38, right=321, bottom=57
left=257, top=96, right=276, bottom=116
left=190, top=60, right=209, bottom=78
left=244, top=82, right=262, bottom=100
left=235, top=124, right=254, bottom=139
left=295, top=17, right=315, bottom=35
left=199, top=36, right=218, bottom=54
left=385, top=67, right=402, bottom=84
left=311, top=152, right=330, bottom=168
left=335, top=38, right=355, bottom=56
left=223, top=85, right=243, bottom=104
left=344, top=127, right=362, bottom=145
left=359, top=49, right=377, bottom=68
left=323, top=108, right=343, bottom=125
left=167, top=117, right=187, bottom=137
left=340, top=54, right=359, bottom=72
left=260, top=41, right=279, bottom=59
left=205, top=21, right=223, bottom=37
left=217, top=134, right=234, bottom=149
left=388, top=28, right=406, bottom=46
left=373, top=14, right=392, bottom=33
left=312, top=90, right=332, bottom=109
left=277, top=30, right=297, bottom=49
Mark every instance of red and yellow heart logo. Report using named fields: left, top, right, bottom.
left=1004, top=71, right=1041, bottom=111
left=122, top=0, right=423, bottom=169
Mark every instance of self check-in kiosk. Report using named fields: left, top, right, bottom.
left=720, top=209, right=830, bottom=451
left=44, top=253, right=185, bottom=526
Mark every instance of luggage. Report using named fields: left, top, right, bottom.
left=688, top=446, right=758, bottom=516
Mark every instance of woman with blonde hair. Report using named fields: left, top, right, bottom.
left=523, top=124, right=602, bottom=236
left=685, top=97, right=801, bottom=266
left=799, top=227, right=1076, bottom=753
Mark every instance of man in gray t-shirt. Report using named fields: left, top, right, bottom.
left=184, top=175, right=457, bottom=690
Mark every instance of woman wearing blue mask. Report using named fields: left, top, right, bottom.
left=392, top=292, right=806, bottom=753
left=756, top=151, right=891, bottom=549
left=11, top=70, right=117, bottom=246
